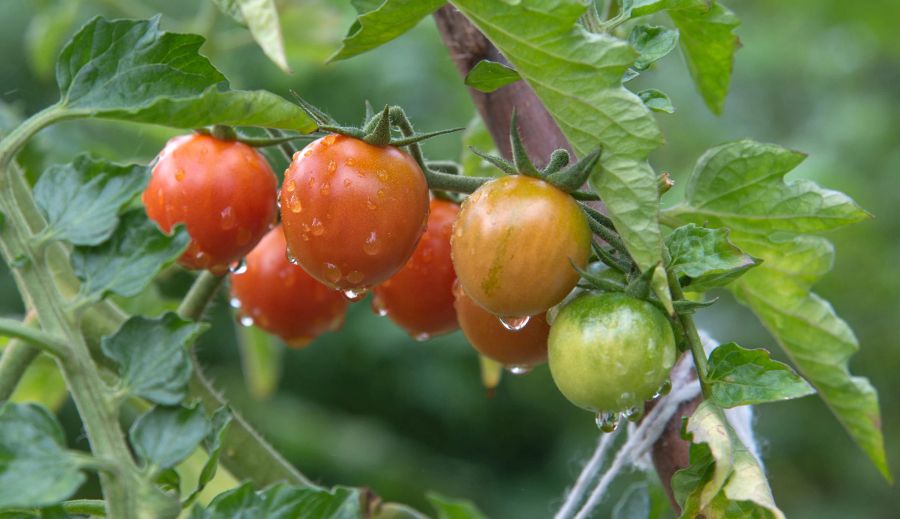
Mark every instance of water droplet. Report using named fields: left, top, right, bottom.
left=292, top=151, right=301, bottom=161
left=454, top=227, right=463, bottom=239
left=414, top=332, right=431, bottom=342
left=653, top=378, right=672, bottom=399
left=498, top=315, right=530, bottom=331
left=377, top=189, right=385, bottom=199
left=346, top=270, right=364, bottom=284
left=239, top=315, right=254, bottom=327
left=276, top=191, right=282, bottom=209
left=286, top=251, right=301, bottom=265
left=220, top=206, right=236, bottom=229
left=363, top=231, right=380, bottom=256
left=320, top=183, right=330, bottom=195
left=323, top=263, right=342, bottom=284
left=289, top=195, right=302, bottom=214
left=366, top=199, right=377, bottom=210
left=285, top=179, right=296, bottom=192
left=229, top=259, right=247, bottom=274
left=194, top=251, right=210, bottom=268
left=376, top=170, right=388, bottom=181
left=229, top=297, right=242, bottom=309
left=236, top=227, right=252, bottom=246
left=595, top=412, right=620, bottom=433
left=327, top=160, right=337, bottom=173
left=342, top=287, right=367, bottom=302
left=371, top=295, right=389, bottom=317
left=506, top=365, right=531, bottom=376
left=345, top=157, right=355, bottom=166
left=311, top=218, right=325, bottom=236
left=174, top=168, right=185, bottom=181
left=303, top=148, right=313, bottom=157
left=625, top=406, right=644, bottom=422
left=343, top=178, right=352, bottom=188
left=323, top=134, right=337, bottom=146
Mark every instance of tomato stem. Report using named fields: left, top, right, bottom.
left=0, top=317, right=67, bottom=357
left=177, top=271, right=226, bottom=321
left=666, top=267, right=711, bottom=397
left=0, top=338, right=39, bottom=402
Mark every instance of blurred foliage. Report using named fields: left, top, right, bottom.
left=0, top=0, right=897, bottom=517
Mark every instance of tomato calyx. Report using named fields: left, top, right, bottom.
left=193, top=124, right=321, bottom=149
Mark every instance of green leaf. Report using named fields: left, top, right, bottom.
left=184, top=407, right=233, bottom=506
left=56, top=16, right=313, bottom=131
left=71, top=210, right=190, bottom=302
left=9, top=354, right=68, bottom=412
left=664, top=140, right=870, bottom=235
left=673, top=401, right=785, bottom=519
left=461, top=116, right=501, bottom=179
left=464, top=60, right=521, bottom=92
left=706, top=342, right=815, bottom=408
left=238, top=323, right=283, bottom=400
left=330, top=0, right=446, bottom=62
left=426, top=492, right=488, bottom=519
left=33, top=156, right=148, bottom=246
left=612, top=483, right=650, bottom=519
left=101, top=313, right=203, bottom=406
left=450, top=0, right=665, bottom=272
left=628, top=25, right=679, bottom=70
left=666, top=223, right=758, bottom=291
left=638, top=89, right=674, bottom=113
left=130, top=404, right=209, bottom=470
left=211, top=0, right=290, bottom=73
left=729, top=233, right=891, bottom=481
left=0, top=403, right=86, bottom=508
left=669, top=2, right=740, bottom=114
left=190, top=482, right=363, bottom=518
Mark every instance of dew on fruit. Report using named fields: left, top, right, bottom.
left=320, top=183, right=330, bottom=195
left=194, top=251, right=210, bottom=268
left=376, top=169, right=388, bottom=181
left=239, top=315, right=254, bottom=327
left=327, top=160, right=337, bottom=173
left=323, top=134, right=337, bottom=146
left=292, top=151, right=301, bottom=161
left=285, top=179, right=296, bottom=192
left=342, top=287, right=367, bottom=302
left=345, top=157, right=355, bottom=166
left=343, top=178, right=352, bottom=187
left=220, top=206, right=236, bottom=229
left=506, top=364, right=531, bottom=376
left=276, top=191, right=282, bottom=209
left=366, top=199, right=377, bottom=210
left=363, top=231, right=380, bottom=256
left=323, top=263, right=342, bottom=284
left=286, top=250, right=300, bottom=265
left=289, top=196, right=302, bottom=214
left=174, top=168, right=185, bottom=181
left=371, top=295, right=389, bottom=317
left=311, top=218, right=325, bottom=236
left=653, top=378, right=672, bottom=399
left=229, top=297, right=242, bottom=309
left=228, top=259, right=247, bottom=274
left=346, top=270, right=364, bottom=284
left=414, top=332, right=431, bottom=342
left=595, top=411, right=620, bottom=433
left=625, top=406, right=644, bottom=422
left=498, top=315, right=530, bottom=331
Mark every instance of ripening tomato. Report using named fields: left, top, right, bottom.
left=143, top=133, right=277, bottom=275
left=454, top=282, right=549, bottom=368
left=451, top=175, right=591, bottom=318
left=281, top=134, right=430, bottom=294
left=548, top=292, right=676, bottom=413
left=372, top=198, right=459, bottom=340
left=229, top=225, right=348, bottom=347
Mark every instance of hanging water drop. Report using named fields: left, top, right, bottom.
left=506, top=364, right=531, bottom=376
left=229, top=298, right=242, bottom=309
left=371, top=295, right=389, bottom=317
left=228, top=259, right=247, bottom=274
left=653, top=378, right=672, bottom=399
left=342, top=287, right=367, bottom=302
left=624, top=406, right=644, bottom=422
left=498, top=315, right=530, bottom=331
left=595, top=411, right=620, bottom=433
left=239, top=315, right=254, bottom=327
left=414, top=332, right=431, bottom=342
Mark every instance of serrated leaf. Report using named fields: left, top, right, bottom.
left=664, top=140, right=870, bottom=235
left=426, top=492, right=488, bottom=519
left=464, top=60, right=521, bottom=92
left=628, top=25, right=679, bottom=70
left=212, top=0, right=290, bottom=72
left=190, top=482, right=363, bottom=518
left=184, top=407, right=233, bottom=506
left=71, top=210, right=190, bottom=302
left=669, top=2, right=740, bottom=114
left=461, top=116, right=502, bottom=179
left=729, top=233, right=890, bottom=481
left=33, top=156, right=148, bottom=246
left=130, top=404, right=209, bottom=470
left=666, top=223, right=758, bottom=291
left=707, top=342, right=815, bottom=407
left=101, top=313, right=203, bottom=406
left=56, top=16, right=313, bottom=131
left=330, top=0, right=446, bottom=62
left=674, top=401, right=785, bottom=519
left=450, top=0, right=665, bottom=272
left=0, top=403, right=86, bottom=508
left=638, top=88, right=674, bottom=113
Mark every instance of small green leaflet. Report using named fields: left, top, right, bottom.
left=638, top=89, right=674, bottom=113
left=211, top=0, right=290, bottom=73
left=666, top=223, right=758, bottom=291
left=672, top=401, right=785, bottom=519
left=628, top=25, right=679, bottom=70
left=71, top=210, right=189, bottom=302
left=0, top=403, right=86, bottom=509
left=426, top=492, right=488, bottom=519
left=33, top=156, right=148, bottom=246
left=101, top=313, right=204, bottom=406
left=130, top=404, right=209, bottom=470
left=330, top=0, right=446, bottom=62
left=669, top=2, right=740, bottom=114
left=55, top=16, right=313, bottom=131
left=184, top=407, right=233, bottom=506
left=707, top=342, right=815, bottom=407
left=464, top=60, right=521, bottom=92
left=189, top=482, right=363, bottom=519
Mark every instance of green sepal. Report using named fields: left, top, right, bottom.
left=544, top=148, right=602, bottom=193
left=363, top=105, right=392, bottom=146
left=625, top=263, right=658, bottom=299
left=509, top=110, right=540, bottom=177
left=570, top=259, right=626, bottom=293
left=542, top=149, right=571, bottom=176
left=467, top=147, right=516, bottom=175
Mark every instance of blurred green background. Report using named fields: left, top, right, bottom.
left=0, top=0, right=897, bottom=517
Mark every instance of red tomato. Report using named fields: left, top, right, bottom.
left=142, top=134, right=277, bottom=275
left=372, top=198, right=459, bottom=340
left=229, top=225, right=348, bottom=347
left=451, top=175, right=591, bottom=318
left=454, top=282, right=549, bottom=369
left=280, top=134, right=429, bottom=295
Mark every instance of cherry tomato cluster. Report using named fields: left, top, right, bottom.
left=142, top=116, right=677, bottom=425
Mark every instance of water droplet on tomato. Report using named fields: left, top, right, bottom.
left=625, top=406, right=644, bottom=422
left=345, top=157, right=355, bottom=166
left=346, top=270, right=364, bottom=284
left=323, top=134, right=337, bottom=146
left=289, top=195, right=302, bottom=214
left=327, top=160, right=337, bottom=173
left=653, top=378, right=672, bottom=400
left=228, top=259, right=247, bottom=274
left=323, top=263, right=342, bottom=284
left=239, top=315, right=254, bottom=327
left=342, top=287, right=367, bottom=302
left=414, top=332, right=431, bottom=342
left=194, top=251, right=210, bottom=268
left=506, top=365, right=531, bottom=376
left=311, top=218, right=325, bottom=236
left=498, top=315, right=530, bottom=331
left=292, top=151, right=301, bottom=161
left=174, top=169, right=185, bottom=181
left=220, top=206, right=236, bottom=229
left=276, top=191, right=282, bottom=209
left=371, top=294, right=389, bottom=317
left=363, top=231, right=380, bottom=256
left=285, top=179, right=296, bottom=192
left=595, top=412, right=620, bottom=433
left=376, top=170, right=388, bottom=181
left=229, top=297, right=242, bottom=309
left=343, top=178, right=352, bottom=188
left=366, top=199, right=377, bottom=210
left=377, top=189, right=385, bottom=199
left=320, top=183, right=330, bottom=195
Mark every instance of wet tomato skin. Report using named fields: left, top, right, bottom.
left=372, top=198, right=460, bottom=339
left=451, top=175, right=592, bottom=318
left=454, top=282, right=549, bottom=368
left=281, top=134, right=430, bottom=291
left=548, top=292, right=676, bottom=413
left=142, top=133, right=278, bottom=275
left=230, top=225, right=348, bottom=347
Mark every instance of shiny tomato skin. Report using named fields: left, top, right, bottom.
left=230, top=226, right=348, bottom=347
left=281, top=134, right=430, bottom=291
left=548, top=292, right=676, bottom=413
left=142, top=134, right=278, bottom=275
left=454, top=282, right=549, bottom=368
left=372, top=198, right=460, bottom=339
left=451, top=175, right=592, bottom=318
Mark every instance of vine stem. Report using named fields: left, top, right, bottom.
left=0, top=317, right=66, bottom=356
left=666, top=269, right=711, bottom=398
left=177, top=271, right=226, bottom=321
left=0, top=340, right=39, bottom=402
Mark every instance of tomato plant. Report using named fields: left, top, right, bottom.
left=143, top=133, right=278, bottom=275
left=230, top=225, right=348, bottom=348
left=372, top=198, right=459, bottom=340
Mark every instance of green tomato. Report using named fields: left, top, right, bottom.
left=548, top=292, right=676, bottom=413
